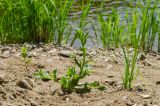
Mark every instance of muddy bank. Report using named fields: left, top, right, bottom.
left=0, top=44, right=160, bottom=106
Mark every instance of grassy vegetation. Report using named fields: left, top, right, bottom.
left=34, top=29, right=105, bottom=94
left=0, top=0, right=73, bottom=44
left=2, top=0, right=160, bottom=91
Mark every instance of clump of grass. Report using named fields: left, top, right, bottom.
left=70, top=0, right=92, bottom=46
left=98, top=8, right=123, bottom=49
left=53, top=0, right=73, bottom=44
left=60, top=29, right=90, bottom=93
left=138, top=0, right=159, bottom=53
left=21, top=45, right=31, bottom=77
left=120, top=31, right=140, bottom=90
left=0, top=0, right=73, bottom=44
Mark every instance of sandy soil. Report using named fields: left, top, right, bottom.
left=0, top=44, right=160, bottom=106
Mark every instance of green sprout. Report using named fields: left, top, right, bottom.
left=34, top=69, right=57, bottom=81
left=21, top=45, right=31, bottom=77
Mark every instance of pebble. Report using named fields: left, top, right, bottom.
left=52, top=88, right=64, bottom=96
left=17, top=78, right=35, bottom=90
left=30, top=101, right=38, bottom=106
left=142, top=95, right=151, bottom=99
left=122, top=96, right=128, bottom=101
left=58, top=50, right=72, bottom=58
left=107, top=65, right=113, bottom=70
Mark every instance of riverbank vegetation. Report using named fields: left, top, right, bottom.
left=1, top=0, right=160, bottom=92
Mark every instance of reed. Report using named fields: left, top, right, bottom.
left=0, top=0, right=73, bottom=44
left=138, top=0, right=159, bottom=52
left=98, top=8, right=123, bottom=49
left=70, top=0, right=92, bottom=46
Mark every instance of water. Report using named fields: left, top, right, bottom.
left=68, top=0, right=159, bottom=52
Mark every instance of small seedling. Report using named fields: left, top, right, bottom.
left=34, top=29, right=105, bottom=94
left=34, top=69, right=57, bottom=81
left=76, top=81, right=106, bottom=93
left=21, top=45, right=31, bottom=77
left=60, top=67, right=81, bottom=93
left=60, top=29, right=106, bottom=94
left=59, top=29, right=90, bottom=93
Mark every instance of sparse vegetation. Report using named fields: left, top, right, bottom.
left=1, top=1, right=160, bottom=105
left=21, top=45, right=31, bottom=76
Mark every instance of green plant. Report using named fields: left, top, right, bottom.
left=0, top=0, right=73, bottom=44
left=34, top=69, right=57, bottom=81
left=21, top=45, right=31, bottom=76
left=70, top=0, right=92, bottom=46
left=98, top=8, right=123, bottom=49
left=120, top=34, right=140, bottom=90
left=60, top=67, right=82, bottom=93
left=60, top=29, right=106, bottom=93
left=60, top=29, right=90, bottom=93
left=76, top=81, right=106, bottom=93
left=138, top=0, right=159, bottom=52
left=53, top=0, right=73, bottom=44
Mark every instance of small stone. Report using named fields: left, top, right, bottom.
left=156, top=81, right=160, bottom=85
left=65, top=97, right=69, bottom=101
left=105, top=79, right=116, bottom=85
left=9, top=95, right=14, bottom=100
left=30, top=101, right=38, bottom=106
left=24, top=78, right=35, bottom=88
left=17, top=78, right=35, bottom=90
left=142, top=95, right=151, bottom=99
left=122, top=96, right=128, bottom=101
left=52, top=88, right=64, bottom=96
left=58, top=50, right=72, bottom=58
left=107, top=65, right=113, bottom=70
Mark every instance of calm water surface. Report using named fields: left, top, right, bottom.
left=68, top=0, right=158, bottom=52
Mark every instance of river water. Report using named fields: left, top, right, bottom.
left=67, top=0, right=159, bottom=52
